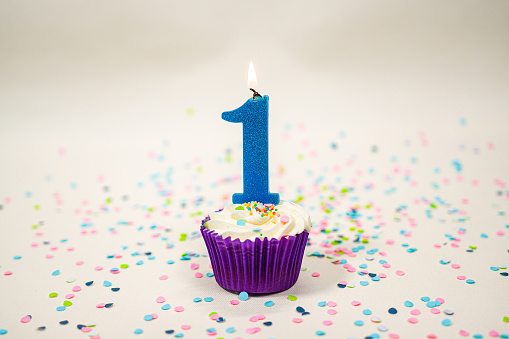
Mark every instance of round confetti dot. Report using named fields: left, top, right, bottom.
left=239, top=291, right=249, bottom=301
left=194, top=272, right=203, bottom=278
left=404, top=301, right=414, bottom=307
left=316, top=330, right=325, bottom=336
left=354, top=320, right=364, bottom=326
left=0, top=329, right=7, bottom=335
left=249, top=316, right=258, bottom=322
left=103, top=281, right=112, bottom=287
left=72, top=286, right=81, bottom=292
left=296, top=306, right=305, bottom=313
left=264, top=301, right=274, bottom=307
left=360, top=281, right=369, bottom=286
left=167, top=260, right=175, bottom=264
left=351, top=301, right=361, bottom=306
left=134, top=328, right=143, bottom=334
left=59, top=320, right=69, bottom=325
left=292, top=318, right=303, bottom=323
left=430, top=309, right=441, bottom=314
left=378, top=325, right=388, bottom=332
left=159, top=275, right=168, bottom=280
left=410, top=309, right=421, bottom=315
left=281, top=215, right=290, bottom=223
left=65, top=294, right=74, bottom=299
left=144, top=315, right=153, bottom=321
left=318, top=301, right=326, bottom=307
left=388, top=308, right=398, bottom=314
left=156, top=296, right=166, bottom=303
left=204, top=297, right=213, bottom=302
left=288, top=295, right=297, bottom=301
left=52, top=270, right=60, bottom=276
left=56, top=306, right=66, bottom=311
left=225, top=327, right=235, bottom=333
left=451, top=264, right=461, bottom=269
left=49, top=292, right=58, bottom=298
left=457, top=276, right=466, bottom=280
left=193, top=298, right=202, bottom=303
left=408, top=317, right=418, bottom=324
left=466, top=279, right=475, bottom=284
left=421, top=297, right=430, bottom=302
left=230, top=300, right=240, bottom=305
left=181, top=325, right=191, bottom=330
left=327, top=309, right=337, bottom=315
left=371, top=316, right=382, bottom=323
left=175, top=306, right=184, bottom=312
left=66, top=277, right=75, bottom=283
left=327, top=301, right=337, bottom=307
left=20, top=315, right=31, bottom=323
left=395, top=270, right=405, bottom=276
left=63, top=300, right=72, bottom=307
left=3, top=271, right=12, bottom=276
left=444, top=309, right=454, bottom=315
left=323, top=320, right=333, bottom=326
left=311, top=272, right=320, bottom=277
left=362, top=309, right=372, bottom=315
left=161, top=304, right=171, bottom=310
left=442, top=319, right=452, bottom=326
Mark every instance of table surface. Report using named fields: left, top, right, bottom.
left=1, top=1, right=509, bottom=338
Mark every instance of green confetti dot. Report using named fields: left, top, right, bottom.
left=120, top=264, right=129, bottom=269
left=235, top=206, right=244, bottom=210
left=288, top=295, right=297, bottom=301
left=63, top=300, right=72, bottom=307
left=49, top=292, right=58, bottom=298
left=503, top=316, right=509, bottom=322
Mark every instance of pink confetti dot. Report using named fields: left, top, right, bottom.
left=280, top=215, right=290, bottom=223
left=496, top=230, right=504, bottom=236
left=382, top=263, right=391, bottom=268
left=46, top=255, right=54, bottom=259
left=195, top=272, right=203, bottom=278
left=246, top=327, right=261, bottom=334
left=489, top=330, right=499, bottom=337
left=457, top=275, right=466, bottom=280
left=249, top=316, right=259, bottom=322
left=65, top=294, right=75, bottom=299
left=408, top=317, right=418, bottom=324
left=4, top=271, right=12, bottom=276
left=181, top=325, right=191, bottom=330
left=327, top=309, right=337, bottom=315
left=311, top=272, right=320, bottom=277
left=379, top=273, right=387, bottom=278
left=190, top=263, right=199, bottom=270
left=292, top=318, right=303, bottom=323
left=459, top=330, right=470, bottom=337
left=427, top=334, right=437, bottom=339
left=257, top=314, right=266, bottom=320
left=159, top=275, right=168, bottom=280
left=430, top=308, right=440, bottom=314
left=82, top=327, right=92, bottom=333
left=207, top=332, right=216, bottom=336
left=175, top=306, right=184, bottom=312
left=410, top=309, right=420, bottom=315
left=72, top=286, right=81, bottom=292
left=20, top=315, right=31, bottom=323
left=210, top=314, right=220, bottom=320
left=351, top=301, right=361, bottom=306
left=395, top=270, right=405, bottom=276
left=433, top=244, right=441, bottom=248
left=436, top=298, right=445, bottom=304
left=327, top=301, right=337, bottom=307
left=156, top=296, right=166, bottom=303
left=323, top=320, right=333, bottom=326
left=96, top=303, right=105, bottom=308
left=76, top=261, right=84, bottom=266
left=230, top=300, right=240, bottom=305
left=95, top=266, right=103, bottom=271
left=389, top=334, right=400, bottom=339
left=338, top=280, right=347, bottom=285
left=451, top=264, right=461, bottom=269
left=151, top=313, right=158, bottom=320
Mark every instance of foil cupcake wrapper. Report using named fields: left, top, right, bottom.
left=201, top=227, right=309, bottom=294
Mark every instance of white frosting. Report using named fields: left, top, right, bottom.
left=204, top=200, right=312, bottom=241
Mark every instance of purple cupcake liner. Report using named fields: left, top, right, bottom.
left=201, top=227, right=309, bottom=294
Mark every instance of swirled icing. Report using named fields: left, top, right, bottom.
left=203, top=200, right=311, bottom=241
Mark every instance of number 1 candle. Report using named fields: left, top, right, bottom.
left=221, top=61, right=280, bottom=205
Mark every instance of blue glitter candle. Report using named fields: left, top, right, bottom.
left=222, top=94, right=280, bottom=205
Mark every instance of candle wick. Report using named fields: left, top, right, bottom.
left=250, top=88, right=262, bottom=99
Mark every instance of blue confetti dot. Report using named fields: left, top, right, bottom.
left=103, top=281, right=112, bottom=287
left=136, top=260, right=144, bottom=265
left=404, top=301, right=413, bottom=307
left=206, top=273, right=214, bottom=277
left=441, top=319, right=452, bottom=326
left=426, top=301, right=436, bottom=308
left=466, top=279, right=475, bottom=284
left=167, top=260, right=175, bottom=264
left=362, top=309, right=372, bottom=315
left=317, top=301, right=326, bottom=307
left=52, top=270, right=60, bottom=276
left=388, top=308, right=397, bottom=314
left=316, top=330, right=325, bottom=336
left=175, top=333, right=183, bottom=338
left=59, top=321, right=68, bottom=325
left=206, top=328, right=216, bottom=332
left=134, top=328, right=143, bottom=334
left=360, top=281, right=369, bottom=286
left=237, top=219, right=246, bottom=226
left=204, top=297, right=213, bottom=302
left=111, top=287, right=120, bottom=292
left=161, top=304, right=171, bottom=310
left=473, top=335, right=483, bottom=339
left=354, top=320, right=364, bottom=326
left=56, top=306, right=66, bottom=311
left=421, top=297, right=430, bottom=302
left=0, top=329, right=7, bottom=335
left=264, top=301, right=274, bottom=307
left=13, top=255, right=21, bottom=260
left=226, top=327, right=235, bottom=333
left=144, top=315, right=153, bottom=321
left=193, top=298, right=202, bottom=303
left=239, top=291, right=248, bottom=301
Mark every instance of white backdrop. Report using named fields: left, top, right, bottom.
left=1, top=1, right=509, bottom=338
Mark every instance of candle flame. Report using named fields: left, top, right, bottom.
left=248, top=61, right=258, bottom=89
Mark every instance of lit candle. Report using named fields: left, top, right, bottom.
left=222, top=61, right=280, bottom=205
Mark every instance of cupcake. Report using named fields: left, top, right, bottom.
left=201, top=200, right=311, bottom=294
